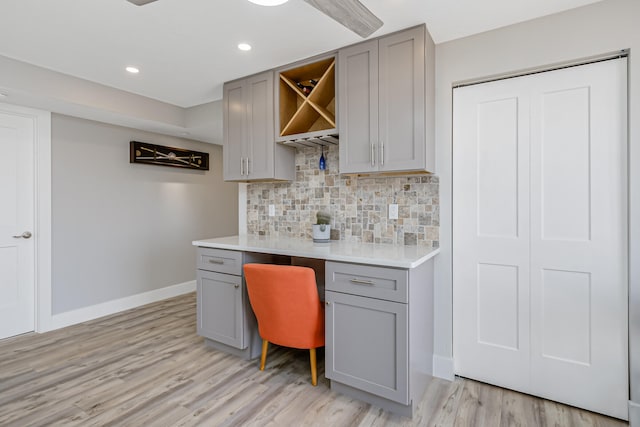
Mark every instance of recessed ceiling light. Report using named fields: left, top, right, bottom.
left=247, top=0, right=289, bottom=5
left=126, top=66, right=140, bottom=74
left=238, top=43, right=252, bottom=51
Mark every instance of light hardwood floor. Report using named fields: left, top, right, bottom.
left=0, top=293, right=627, bottom=427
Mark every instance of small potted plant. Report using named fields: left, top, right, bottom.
left=312, top=211, right=331, bottom=243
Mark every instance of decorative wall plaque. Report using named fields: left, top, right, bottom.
left=130, top=141, right=209, bottom=170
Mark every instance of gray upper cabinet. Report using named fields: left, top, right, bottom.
left=339, top=25, right=434, bottom=174
left=223, top=70, right=295, bottom=181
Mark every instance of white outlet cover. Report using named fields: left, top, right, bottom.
left=389, top=204, right=399, bottom=220
left=269, top=204, right=275, bottom=217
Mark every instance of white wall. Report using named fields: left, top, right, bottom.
left=434, top=0, right=639, bottom=418
left=51, top=114, right=238, bottom=314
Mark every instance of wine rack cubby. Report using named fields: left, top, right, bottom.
left=277, top=55, right=337, bottom=146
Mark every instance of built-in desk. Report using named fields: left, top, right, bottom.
left=192, top=235, right=439, bottom=417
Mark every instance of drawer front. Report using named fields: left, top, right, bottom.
left=197, top=247, right=243, bottom=275
left=325, top=261, right=408, bottom=303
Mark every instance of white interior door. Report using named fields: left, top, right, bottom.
left=453, top=58, right=628, bottom=419
left=0, top=111, right=35, bottom=339
left=452, top=77, right=532, bottom=391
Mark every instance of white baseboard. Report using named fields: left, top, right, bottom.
left=43, top=280, right=196, bottom=332
left=433, top=354, right=455, bottom=381
left=630, top=401, right=640, bottom=427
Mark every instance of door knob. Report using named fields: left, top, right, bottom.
left=13, top=231, right=32, bottom=239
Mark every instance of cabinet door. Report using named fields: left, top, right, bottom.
left=378, top=26, right=425, bottom=172
left=325, top=291, right=409, bottom=404
left=246, top=71, right=275, bottom=180
left=223, top=79, right=246, bottom=181
left=338, top=39, right=378, bottom=174
left=197, top=270, right=245, bottom=349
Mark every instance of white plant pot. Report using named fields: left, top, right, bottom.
left=312, top=224, right=331, bottom=243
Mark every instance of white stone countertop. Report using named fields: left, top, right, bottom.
left=192, top=235, right=439, bottom=269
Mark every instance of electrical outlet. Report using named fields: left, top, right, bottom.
left=389, top=204, right=399, bottom=220
left=268, top=204, right=275, bottom=217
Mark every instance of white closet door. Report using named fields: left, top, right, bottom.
left=528, top=59, right=628, bottom=418
left=452, top=79, right=532, bottom=391
left=453, top=58, right=628, bottom=419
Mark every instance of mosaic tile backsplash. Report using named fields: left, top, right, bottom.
left=246, top=145, right=439, bottom=248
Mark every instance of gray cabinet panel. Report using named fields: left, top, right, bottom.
left=223, top=80, right=245, bottom=181
left=246, top=72, right=275, bottom=179
left=326, top=261, right=408, bottom=303
left=325, top=290, right=409, bottom=404
left=197, top=270, right=244, bottom=349
left=378, top=26, right=425, bottom=172
left=339, top=40, right=378, bottom=174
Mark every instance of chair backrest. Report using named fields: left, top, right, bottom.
left=243, top=263, right=324, bottom=349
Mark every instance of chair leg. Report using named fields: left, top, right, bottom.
left=309, top=348, right=317, bottom=386
left=260, top=340, right=269, bottom=371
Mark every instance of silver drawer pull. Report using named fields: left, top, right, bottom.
left=349, top=278, right=375, bottom=285
left=234, top=284, right=240, bottom=289
left=208, top=259, right=225, bottom=265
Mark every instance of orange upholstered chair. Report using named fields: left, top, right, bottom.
left=243, top=263, right=325, bottom=386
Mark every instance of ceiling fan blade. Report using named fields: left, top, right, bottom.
left=126, top=0, right=158, bottom=5
left=303, top=0, right=383, bottom=38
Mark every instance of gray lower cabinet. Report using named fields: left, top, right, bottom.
left=196, top=247, right=262, bottom=359
left=197, top=270, right=243, bottom=348
left=325, top=259, right=434, bottom=417
left=194, top=245, right=435, bottom=417
left=325, top=291, right=409, bottom=403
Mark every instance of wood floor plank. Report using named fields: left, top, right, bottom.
left=427, top=377, right=466, bottom=427
left=541, top=398, right=576, bottom=427
left=0, top=293, right=628, bottom=427
left=500, top=387, right=544, bottom=427
left=454, top=379, right=503, bottom=427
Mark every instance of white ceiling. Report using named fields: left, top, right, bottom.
left=0, top=0, right=602, bottom=109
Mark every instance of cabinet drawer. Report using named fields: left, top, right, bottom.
left=325, top=261, right=408, bottom=303
left=197, top=247, right=243, bottom=275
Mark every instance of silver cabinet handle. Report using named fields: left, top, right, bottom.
left=325, top=301, right=330, bottom=305
left=349, top=278, right=375, bottom=285
left=380, top=141, right=384, bottom=166
left=371, top=143, right=375, bottom=167
left=208, top=259, right=224, bottom=265
left=240, top=157, right=244, bottom=175
left=234, top=284, right=240, bottom=289
left=245, top=157, right=250, bottom=175
left=13, top=231, right=32, bottom=239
